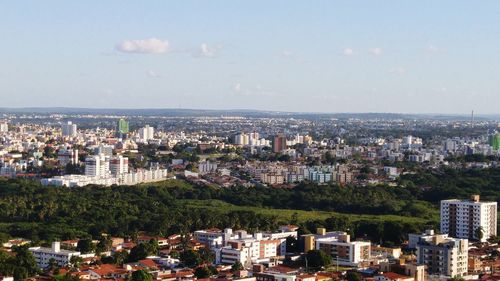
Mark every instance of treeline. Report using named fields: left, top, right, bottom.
left=399, top=167, right=500, bottom=203
left=0, top=178, right=433, bottom=246
left=0, top=167, right=497, bottom=246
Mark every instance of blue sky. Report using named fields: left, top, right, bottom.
left=1, top=1, right=499, bottom=114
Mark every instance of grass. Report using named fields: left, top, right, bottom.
left=180, top=199, right=437, bottom=224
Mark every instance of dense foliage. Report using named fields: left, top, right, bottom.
left=0, top=167, right=497, bottom=248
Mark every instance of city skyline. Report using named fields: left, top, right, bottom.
left=1, top=1, right=500, bottom=114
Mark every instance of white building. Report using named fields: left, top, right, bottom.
left=85, top=154, right=109, bottom=177
left=412, top=231, right=468, bottom=277
left=199, top=161, right=217, bottom=174
left=139, top=125, right=155, bottom=142
left=61, top=121, right=77, bottom=137
left=57, top=148, right=78, bottom=166
left=302, top=228, right=371, bottom=267
left=110, top=155, right=129, bottom=175
left=441, top=195, right=497, bottom=242
left=0, top=122, right=8, bottom=133
left=29, top=242, right=80, bottom=269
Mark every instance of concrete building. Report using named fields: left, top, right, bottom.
left=84, top=154, right=109, bottom=177
left=0, top=122, right=8, bottom=133
left=412, top=230, right=468, bottom=277
left=57, top=148, right=78, bottom=166
left=440, top=195, right=497, bottom=242
left=110, top=155, right=129, bottom=175
left=61, top=121, right=77, bottom=137
left=139, top=125, right=155, bottom=142
left=272, top=134, right=287, bottom=153
left=199, top=161, right=217, bottom=174
left=302, top=228, right=371, bottom=266
left=29, top=242, right=81, bottom=269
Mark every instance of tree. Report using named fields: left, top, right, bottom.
left=194, top=267, right=212, bottom=279
left=231, top=261, right=244, bottom=272
left=346, top=272, right=362, bottom=281
left=305, top=250, right=332, bottom=268
left=130, top=270, right=152, bottom=281
left=449, top=277, right=465, bottom=281
left=180, top=250, right=201, bottom=268
left=76, top=238, right=95, bottom=254
left=70, top=255, right=84, bottom=269
left=128, top=244, right=149, bottom=262
left=475, top=226, right=484, bottom=241
left=198, top=248, right=215, bottom=265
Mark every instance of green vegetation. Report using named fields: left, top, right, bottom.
left=0, top=167, right=498, bottom=249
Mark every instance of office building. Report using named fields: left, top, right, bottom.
left=117, top=119, right=129, bottom=134
left=491, top=133, right=500, bottom=150
left=440, top=195, right=497, bottom=242
left=412, top=230, right=468, bottom=277
left=61, top=121, right=77, bottom=137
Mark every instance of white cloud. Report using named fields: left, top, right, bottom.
left=389, top=67, right=406, bottom=75
left=196, top=43, right=222, bottom=58
left=116, top=38, right=169, bottom=54
left=343, top=48, right=354, bottom=56
left=369, top=47, right=383, bottom=56
left=427, top=44, right=440, bottom=53
left=281, top=50, right=294, bottom=57
left=147, top=70, right=162, bottom=78
left=232, top=82, right=241, bottom=92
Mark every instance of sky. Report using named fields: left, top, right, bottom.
left=0, top=1, right=499, bottom=114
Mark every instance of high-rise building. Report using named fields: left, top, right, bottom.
left=57, top=149, right=79, bottom=166
left=110, top=155, right=129, bottom=175
left=0, top=122, right=8, bottom=133
left=491, top=133, right=500, bottom=150
left=84, top=154, right=109, bottom=177
left=139, top=125, right=154, bottom=141
left=412, top=230, right=468, bottom=277
left=117, top=119, right=129, bottom=134
left=61, top=121, right=77, bottom=137
left=440, top=195, right=497, bottom=242
left=272, top=133, right=286, bottom=153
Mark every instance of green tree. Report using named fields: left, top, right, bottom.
left=194, top=267, right=212, bottom=279
left=76, top=238, right=95, bottom=254
left=305, top=250, right=332, bottom=268
left=346, top=272, right=361, bottom=281
left=180, top=250, right=201, bottom=268
left=231, top=261, right=244, bottom=272
left=130, top=270, right=152, bottom=281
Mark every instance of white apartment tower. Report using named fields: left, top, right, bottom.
left=110, top=155, right=129, bottom=175
left=139, top=125, right=155, bottom=141
left=413, top=230, right=468, bottom=277
left=61, top=121, right=77, bottom=137
left=84, top=154, right=109, bottom=177
left=0, top=122, right=8, bottom=132
left=441, top=195, right=497, bottom=242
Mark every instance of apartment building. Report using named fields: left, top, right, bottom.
left=440, top=195, right=497, bottom=242
left=29, top=242, right=81, bottom=269
left=412, top=231, right=468, bottom=277
left=303, top=228, right=371, bottom=266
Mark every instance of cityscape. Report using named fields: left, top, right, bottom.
left=0, top=1, right=499, bottom=281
